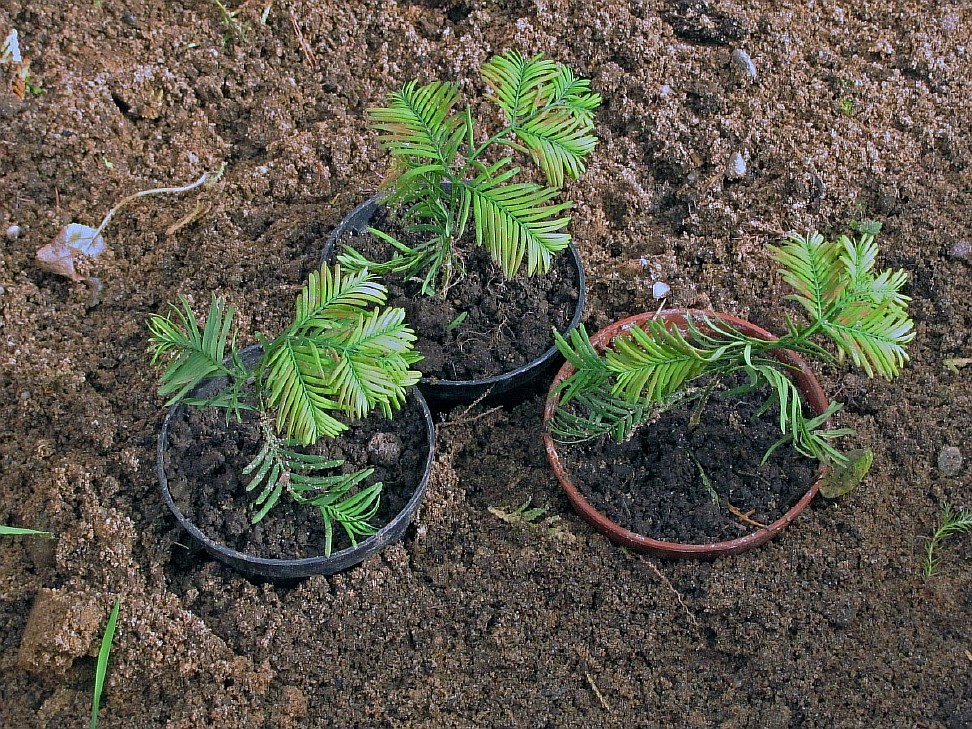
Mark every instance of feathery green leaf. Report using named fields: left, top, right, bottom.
left=368, top=80, right=463, bottom=169
left=148, top=294, right=238, bottom=406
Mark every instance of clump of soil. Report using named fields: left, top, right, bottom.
left=555, top=383, right=818, bottom=543
left=331, top=206, right=580, bottom=381
left=162, top=395, right=430, bottom=560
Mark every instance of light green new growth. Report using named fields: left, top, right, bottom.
left=0, top=525, right=54, bottom=538
left=338, top=50, right=601, bottom=295
left=550, top=230, right=915, bottom=482
left=90, top=598, right=120, bottom=729
left=922, top=503, right=972, bottom=578
left=148, top=264, right=422, bottom=555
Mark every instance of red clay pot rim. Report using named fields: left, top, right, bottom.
left=542, top=308, right=828, bottom=559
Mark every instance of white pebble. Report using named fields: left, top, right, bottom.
left=652, top=281, right=671, bottom=299
left=938, top=446, right=963, bottom=477
left=727, top=152, right=747, bottom=179
left=730, top=49, right=757, bottom=81
left=6, top=224, right=20, bottom=240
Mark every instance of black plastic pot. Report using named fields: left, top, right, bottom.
left=157, top=346, right=435, bottom=580
left=322, top=194, right=587, bottom=404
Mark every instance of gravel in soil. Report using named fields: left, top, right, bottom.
left=1, top=0, right=971, bottom=727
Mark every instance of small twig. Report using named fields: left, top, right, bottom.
left=290, top=10, right=317, bottom=67
left=438, top=404, right=503, bottom=429
left=165, top=201, right=212, bottom=236
left=727, top=502, right=767, bottom=528
left=640, top=556, right=701, bottom=630
left=585, top=673, right=612, bottom=712
left=436, top=387, right=498, bottom=428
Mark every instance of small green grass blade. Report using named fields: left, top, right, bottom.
left=0, top=525, right=54, bottom=538
left=90, top=598, right=121, bottom=729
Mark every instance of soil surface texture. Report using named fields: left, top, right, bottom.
left=1, top=1, right=971, bottom=727
left=555, top=381, right=818, bottom=544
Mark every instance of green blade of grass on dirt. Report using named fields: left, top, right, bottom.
left=0, top=525, right=54, bottom=538
left=90, top=598, right=121, bottom=729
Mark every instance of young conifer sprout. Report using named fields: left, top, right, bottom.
left=337, top=50, right=601, bottom=295
left=550, top=229, right=915, bottom=494
left=148, top=264, right=422, bottom=555
left=922, top=503, right=972, bottom=578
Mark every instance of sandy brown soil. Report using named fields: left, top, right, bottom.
left=1, top=0, right=970, bottom=726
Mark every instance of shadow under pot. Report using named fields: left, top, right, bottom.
left=322, top=194, right=586, bottom=405
left=157, top=346, right=435, bottom=580
left=542, top=309, right=830, bottom=560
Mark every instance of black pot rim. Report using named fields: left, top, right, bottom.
left=323, top=192, right=586, bottom=400
left=157, top=347, right=435, bottom=579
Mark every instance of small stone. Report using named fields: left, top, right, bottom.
left=5, top=224, right=20, bottom=240
left=730, top=49, right=757, bottom=81
left=727, top=151, right=747, bottom=179
left=367, top=432, right=403, bottom=467
left=652, top=281, right=671, bottom=299
left=659, top=84, right=673, bottom=98
left=937, top=446, right=963, bottom=477
left=948, top=240, right=972, bottom=261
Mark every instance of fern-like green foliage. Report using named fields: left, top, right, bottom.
left=148, top=264, right=422, bottom=555
left=550, top=230, right=914, bottom=489
left=337, top=50, right=601, bottom=295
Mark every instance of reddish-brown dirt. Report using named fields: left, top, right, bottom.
left=1, top=1, right=970, bottom=727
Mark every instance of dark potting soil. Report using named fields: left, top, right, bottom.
left=163, top=395, right=430, bottom=560
left=331, top=208, right=580, bottom=382
left=556, top=383, right=819, bottom=544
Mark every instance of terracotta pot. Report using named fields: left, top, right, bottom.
left=157, top=346, right=435, bottom=579
left=322, top=194, right=586, bottom=405
left=542, top=309, right=829, bottom=559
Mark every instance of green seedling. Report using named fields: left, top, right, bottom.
left=693, top=459, right=719, bottom=506
left=337, top=50, right=601, bottom=296
left=488, top=498, right=570, bottom=539
left=850, top=219, right=882, bottom=236
left=0, top=525, right=54, bottom=538
left=838, top=98, right=856, bottom=116
left=489, top=498, right=550, bottom=526
left=944, top=358, right=972, bottom=374
left=551, top=229, right=915, bottom=497
left=212, top=0, right=248, bottom=43
left=148, top=264, right=422, bottom=555
left=922, top=503, right=972, bottom=578
left=90, top=598, right=120, bottom=729
left=446, top=311, right=469, bottom=331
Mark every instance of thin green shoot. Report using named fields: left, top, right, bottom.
left=488, top=498, right=549, bottom=526
left=922, top=503, right=972, bottom=578
left=0, top=525, right=54, bottom=538
left=447, top=311, right=469, bottom=331
left=693, top=459, right=719, bottom=506
left=90, top=598, right=121, bottom=729
left=211, top=0, right=248, bottom=43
